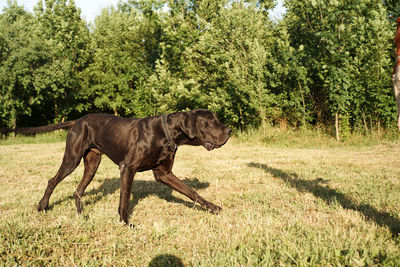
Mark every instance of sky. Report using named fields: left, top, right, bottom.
left=0, top=0, right=286, bottom=23
left=0, top=0, right=120, bottom=23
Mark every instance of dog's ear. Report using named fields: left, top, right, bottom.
left=180, top=111, right=197, bottom=139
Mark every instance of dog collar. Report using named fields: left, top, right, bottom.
left=162, top=115, right=177, bottom=152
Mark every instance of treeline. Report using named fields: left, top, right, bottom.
left=0, top=0, right=399, bottom=138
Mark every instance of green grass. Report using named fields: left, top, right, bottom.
left=0, top=131, right=67, bottom=145
left=236, top=125, right=400, bottom=148
left=1, top=133, right=400, bottom=265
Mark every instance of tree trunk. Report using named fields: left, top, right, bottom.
left=362, top=111, right=368, bottom=133
left=259, top=92, right=266, bottom=138
left=377, top=120, right=381, bottom=136
left=299, top=82, right=306, bottom=127
left=12, top=117, right=16, bottom=138
left=335, top=113, right=340, bottom=141
left=54, top=101, right=58, bottom=121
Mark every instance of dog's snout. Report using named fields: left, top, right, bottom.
left=226, top=127, right=232, bottom=136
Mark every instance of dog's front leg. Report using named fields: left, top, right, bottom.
left=118, top=164, right=136, bottom=225
left=153, top=168, right=222, bottom=214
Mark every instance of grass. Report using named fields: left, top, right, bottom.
left=236, top=124, right=400, bottom=148
left=0, top=131, right=67, bottom=145
left=1, top=133, right=400, bottom=265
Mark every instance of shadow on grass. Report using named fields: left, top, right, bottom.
left=49, top=177, right=210, bottom=215
left=248, top=162, right=400, bottom=237
left=148, top=254, right=185, bottom=267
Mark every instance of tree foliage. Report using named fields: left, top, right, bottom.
left=0, top=0, right=397, bottom=137
left=284, top=0, right=394, bottom=137
left=85, top=5, right=154, bottom=117
left=33, top=0, right=91, bottom=121
left=0, top=1, right=49, bottom=129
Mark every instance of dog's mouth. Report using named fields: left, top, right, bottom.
left=205, top=142, right=219, bottom=151
left=204, top=130, right=231, bottom=151
left=204, top=137, right=229, bottom=151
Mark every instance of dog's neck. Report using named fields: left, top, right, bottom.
left=163, top=112, right=203, bottom=148
left=161, top=115, right=177, bottom=151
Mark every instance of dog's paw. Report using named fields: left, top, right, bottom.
left=73, top=192, right=83, bottom=214
left=205, top=202, right=222, bottom=214
left=37, top=200, right=48, bottom=212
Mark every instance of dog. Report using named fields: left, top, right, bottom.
left=23, top=109, right=231, bottom=224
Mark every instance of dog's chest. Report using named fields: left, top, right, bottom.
left=134, top=146, right=175, bottom=172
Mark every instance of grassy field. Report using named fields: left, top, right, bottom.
left=1, top=135, right=400, bottom=266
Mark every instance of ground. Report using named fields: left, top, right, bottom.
left=1, top=137, right=400, bottom=265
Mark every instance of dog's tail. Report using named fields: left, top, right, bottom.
left=12, top=120, right=79, bottom=135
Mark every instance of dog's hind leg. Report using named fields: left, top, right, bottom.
left=37, top=130, right=86, bottom=212
left=74, top=149, right=102, bottom=214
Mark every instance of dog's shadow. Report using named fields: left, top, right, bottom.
left=248, top=162, right=400, bottom=237
left=49, top=177, right=210, bottom=214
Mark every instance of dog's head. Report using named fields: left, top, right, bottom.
left=180, top=109, right=231, bottom=150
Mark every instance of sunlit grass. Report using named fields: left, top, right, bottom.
left=0, top=131, right=67, bottom=145
left=1, top=135, right=400, bottom=265
left=236, top=124, right=400, bottom=148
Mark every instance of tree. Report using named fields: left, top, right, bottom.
left=284, top=0, right=394, bottom=139
left=34, top=0, right=91, bottom=122
left=266, top=23, right=311, bottom=129
left=86, top=4, right=156, bottom=117
left=383, top=0, right=400, bottom=22
left=1, top=0, right=396, bottom=137
left=147, top=0, right=278, bottom=129
left=0, top=1, right=52, bottom=130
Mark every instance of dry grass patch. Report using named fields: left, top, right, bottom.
left=1, top=139, right=400, bottom=265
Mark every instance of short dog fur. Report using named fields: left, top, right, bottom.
left=31, top=109, right=231, bottom=224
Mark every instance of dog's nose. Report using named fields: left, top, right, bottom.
left=226, top=127, right=232, bottom=136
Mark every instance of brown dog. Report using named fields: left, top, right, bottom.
left=32, top=109, right=231, bottom=224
